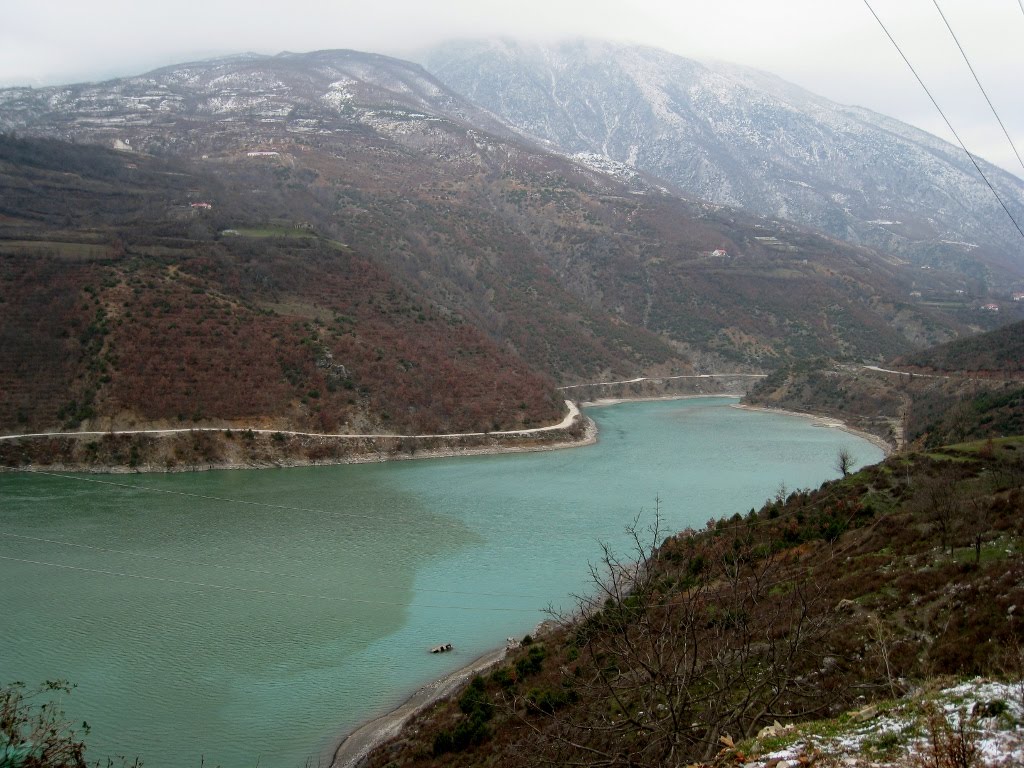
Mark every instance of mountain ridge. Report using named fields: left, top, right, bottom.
left=420, top=38, right=1024, bottom=280
left=1, top=47, right=1009, bottom=465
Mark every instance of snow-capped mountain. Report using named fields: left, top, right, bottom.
left=0, top=45, right=1003, bottom=380
left=0, top=48, right=520, bottom=154
left=420, top=39, right=1024, bottom=277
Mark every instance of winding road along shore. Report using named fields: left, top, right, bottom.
left=0, top=401, right=581, bottom=442
left=0, top=369, right=774, bottom=445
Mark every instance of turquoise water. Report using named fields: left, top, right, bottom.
left=0, top=398, right=883, bottom=767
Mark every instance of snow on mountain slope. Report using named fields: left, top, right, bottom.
left=0, top=49, right=519, bottom=152
left=421, top=39, right=1024, bottom=278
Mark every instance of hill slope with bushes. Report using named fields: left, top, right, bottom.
left=363, top=437, right=1024, bottom=767
left=744, top=321, right=1024, bottom=451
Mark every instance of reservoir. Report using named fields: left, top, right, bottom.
left=0, top=398, right=885, bottom=767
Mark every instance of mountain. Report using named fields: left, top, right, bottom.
left=420, top=39, right=1024, bottom=281
left=0, top=49, right=995, bottom=450
left=0, top=134, right=565, bottom=439
left=0, top=49, right=520, bottom=151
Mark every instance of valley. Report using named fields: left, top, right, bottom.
left=2, top=31, right=1024, bottom=768
left=3, top=46, right=1014, bottom=463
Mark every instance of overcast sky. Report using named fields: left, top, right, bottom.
left=2, top=0, right=1021, bottom=176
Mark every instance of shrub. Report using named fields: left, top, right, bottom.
left=490, top=667, right=516, bottom=690
left=515, top=645, right=547, bottom=678
left=527, top=686, right=577, bottom=714
left=458, top=676, right=493, bottom=721
left=913, top=703, right=980, bottom=768
left=432, top=712, right=491, bottom=756
left=0, top=681, right=88, bottom=768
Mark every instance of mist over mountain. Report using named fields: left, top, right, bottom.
left=420, top=39, right=1024, bottom=280
left=0, top=48, right=522, bottom=153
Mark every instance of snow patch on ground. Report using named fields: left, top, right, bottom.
left=570, top=151, right=639, bottom=181
left=741, top=679, right=1024, bottom=768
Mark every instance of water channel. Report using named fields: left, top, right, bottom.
left=0, top=398, right=885, bottom=767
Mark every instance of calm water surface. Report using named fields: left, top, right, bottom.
left=0, top=398, right=884, bottom=767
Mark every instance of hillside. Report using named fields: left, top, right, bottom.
left=0, top=50, right=981, bottom=376
left=745, top=321, right=1024, bottom=451
left=0, top=49, right=1005, bottom=470
left=421, top=39, right=1024, bottom=283
left=361, top=436, right=1024, bottom=767
left=0, top=135, right=563, bottom=440
left=896, top=320, right=1024, bottom=376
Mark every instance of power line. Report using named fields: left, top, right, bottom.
left=932, top=0, right=1024, bottom=174
left=0, top=554, right=545, bottom=613
left=862, top=0, right=1024, bottom=242
left=0, top=531, right=555, bottom=600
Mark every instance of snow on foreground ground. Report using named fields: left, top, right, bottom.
left=734, top=679, right=1024, bottom=767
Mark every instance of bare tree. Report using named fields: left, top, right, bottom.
left=835, top=447, right=855, bottom=477
left=518, top=509, right=836, bottom=767
left=918, top=473, right=962, bottom=556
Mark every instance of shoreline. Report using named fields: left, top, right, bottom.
left=322, top=398, right=893, bottom=768
left=730, top=403, right=894, bottom=456
left=581, top=392, right=741, bottom=408
left=329, top=646, right=509, bottom=768
left=1, top=415, right=598, bottom=476
left=2, top=393, right=751, bottom=476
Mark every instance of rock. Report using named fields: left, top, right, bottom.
left=758, top=720, right=794, bottom=739
left=851, top=704, right=878, bottom=723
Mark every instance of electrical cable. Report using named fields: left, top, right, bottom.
left=932, top=0, right=1024, bottom=174
left=862, top=0, right=1024, bottom=242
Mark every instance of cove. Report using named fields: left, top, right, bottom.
left=0, top=398, right=885, bottom=768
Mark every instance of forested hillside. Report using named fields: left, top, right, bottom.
left=1, top=49, right=980, bottom=378
left=0, top=48, right=1002, bottom=464
left=0, top=135, right=562, bottom=436
left=895, top=320, right=1024, bottom=375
